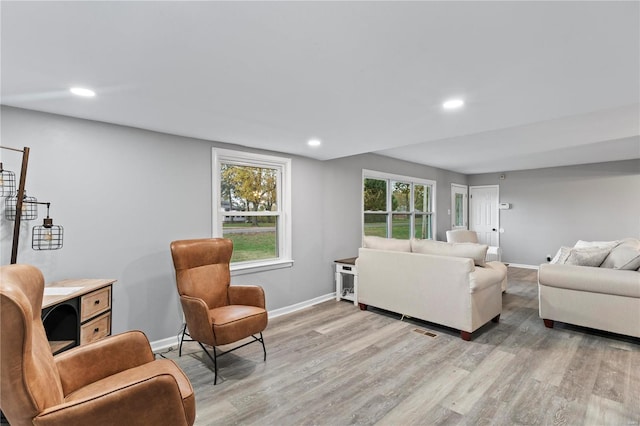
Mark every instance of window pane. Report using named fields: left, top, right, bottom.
left=414, top=214, right=432, bottom=239
left=364, top=213, right=388, bottom=237
left=223, top=216, right=277, bottom=262
left=221, top=164, right=278, bottom=213
left=391, top=214, right=410, bottom=239
left=454, top=193, right=464, bottom=227
left=414, top=184, right=425, bottom=212
left=392, top=181, right=410, bottom=212
left=364, top=178, right=387, bottom=211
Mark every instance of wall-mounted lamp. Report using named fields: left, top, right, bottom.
left=5, top=192, right=38, bottom=220
left=31, top=202, right=64, bottom=250
left=0, top=162, right=16, bottom=196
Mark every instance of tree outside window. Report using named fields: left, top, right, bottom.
left=213, top=149, right=291, bottom=270
left=363, top=171, right=435, bottom=240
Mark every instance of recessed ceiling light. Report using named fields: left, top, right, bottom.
left=307, top=138, right=321, bottom=147
left=442, top=99, right=464, bottom=110
left=70, top=87, right=96, bottom=97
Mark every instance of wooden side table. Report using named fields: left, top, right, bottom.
left=334, top=257, right=358, bottom=306
left=42, top=278, right=116, bottom=354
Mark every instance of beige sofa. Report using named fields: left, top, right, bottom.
left=356, top=237, right=507, bottom=341
left=538, top=238, right=640, bottom=338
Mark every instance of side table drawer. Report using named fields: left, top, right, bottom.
left=81, top=312, right=111, bottom=345
left=81, top=286, right=111, bottom=322
left=336, top=263, right=356, bottom=274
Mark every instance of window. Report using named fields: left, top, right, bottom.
left=363, top=170, right=435, bottom=240
left=213, top=149, right=292, bottom=273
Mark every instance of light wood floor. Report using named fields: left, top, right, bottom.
left=162, top=267, right=640, bottom=425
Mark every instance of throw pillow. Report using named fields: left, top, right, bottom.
left=601, top=239, right=640, bottom=270
left=564, top=246, right=611, bottom=267
left=363, top=236, right=411, bottom=252
left=411, top=238, right=488, bottom=267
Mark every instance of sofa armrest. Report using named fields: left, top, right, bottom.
left=34, top=373, right=191, bottom=426
left=54, top=330, right=154, bottom=396
left=180, top=295, right=214, bottom=346
left=539, top=263, right=640, bottom=298
left=228, top=285, right=265, bottom=308
left=470, top=264, right=506, bottom=293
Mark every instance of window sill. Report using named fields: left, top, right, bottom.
left=230, top=259, right=294, bottom=276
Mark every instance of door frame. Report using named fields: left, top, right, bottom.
left=469, top=185, right=500, bottom=247
left=450, top=183, right=468, bottom=230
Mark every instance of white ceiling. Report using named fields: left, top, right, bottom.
left=2, top=1, right=639, bottom=174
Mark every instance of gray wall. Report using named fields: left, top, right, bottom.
left=4, top=105, right=636, bottom=344
left=0, top=106, right=328, bottom=342
left=0, top=106, right=465, bottom=344
left=468, top=160, right=640, bottom=266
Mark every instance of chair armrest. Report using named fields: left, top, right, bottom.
left=180, top=295, right=215, bottom=346
left=228, top=285, right=265, bottom=308
left=54, top=330, right=155, bottom=396
left=34, top=373, right=191, bottom=426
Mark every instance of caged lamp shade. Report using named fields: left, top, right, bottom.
left=32, top=216, right=64, bottom=250
left=5, top=194, right=38, bottom=220
left=0, top=162, right=17, bottom=197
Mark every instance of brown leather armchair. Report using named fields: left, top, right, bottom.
left=0, top=264, right=195, bottom=426
left=170, top=238, right=267, bottom=385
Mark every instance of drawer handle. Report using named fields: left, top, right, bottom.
left=94, top=328, right=100, bottom=333
left=94, top=300, right=100, bottom=305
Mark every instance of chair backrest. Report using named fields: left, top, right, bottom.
left=0, top=264, right=65, bottom=426
left=446, top=229, right=479, bottom=244
left=170, top=238, right=233, bottom=309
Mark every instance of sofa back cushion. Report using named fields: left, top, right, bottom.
left=573, top=239, right=620, bottom=250
left=411, top=238, right=488, bottom=267
left=601, top=238, right=640, bottom=270
left=363, top=236, right=411, bottom=252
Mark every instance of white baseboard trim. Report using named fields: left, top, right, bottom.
left=150, top=292, right=336, bottom=352
left=268, top=292, right=336, bottom=319
left=151, top=335, right=180, bottom=353
left=507, top=263, right=539, bottom=270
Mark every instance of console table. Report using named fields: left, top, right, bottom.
left=42, top=278, right=116, bottom=354
left=335, top=257, right=358, bottom=305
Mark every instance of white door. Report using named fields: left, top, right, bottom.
left=469, top=185, right=499, bottom=247
left=450, top=184, right=468, bottom=229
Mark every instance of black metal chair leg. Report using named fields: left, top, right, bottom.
left=198, top=342, right=218, bottom=385
left=197, top=334, right=266, bottom=385
left=260, top=332, right=266, bottom=362
left=178, top=323, right=187, bottom=357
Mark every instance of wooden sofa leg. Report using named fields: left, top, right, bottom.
left=543, top=319, right=554, bottom=328
left=460, top=331, right=472, bottom=341
left=491, top=314, right=500, bottom=323
left=358, top=303, right=368, bottom=311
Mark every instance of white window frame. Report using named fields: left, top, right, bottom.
left=212, top=148, right=293, bottom=275
left=362, top=169, right=437, bottom=241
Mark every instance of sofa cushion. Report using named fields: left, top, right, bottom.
left=550, top=246, right=571, bottom=264
left=551, top=246, right=610, bottom=267
left=573, top=240, right=620, bottom=250
left=411, top=238, right=488, bottom=267
left=363, top=236, right=411, bottom=252
left=601, top=238, right=640, bottom=270
left=539, top=263, right=640, bottom=298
